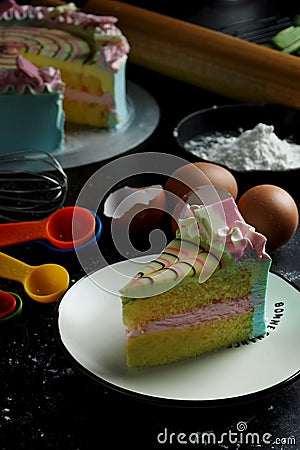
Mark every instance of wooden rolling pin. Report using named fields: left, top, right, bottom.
left=33, top=0, right=300, bottom=108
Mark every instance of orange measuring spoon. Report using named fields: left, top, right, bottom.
left=0, top=206, right=96, bottom=250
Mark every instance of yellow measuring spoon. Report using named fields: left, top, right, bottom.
left=0, top=252, right=69, bottom=303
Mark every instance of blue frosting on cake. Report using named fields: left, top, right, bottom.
left=0, top=92, right=65, bottom=153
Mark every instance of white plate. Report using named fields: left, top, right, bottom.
left=56, top=258, right=300, bottom=404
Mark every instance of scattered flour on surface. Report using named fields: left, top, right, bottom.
left=184, top=123, right=300, bottom=171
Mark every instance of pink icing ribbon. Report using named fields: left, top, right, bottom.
left=221, top=220, right=267, bottom=258
left=17, top=55, right=40, bottom=79
left=0, top=55, right=64, bottom=94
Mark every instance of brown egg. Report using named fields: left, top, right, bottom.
left=237, top=184, right=299, bottom=250
left=103, top=184, right=166, bottom=234
left=165, top=161, right=238, bottom=200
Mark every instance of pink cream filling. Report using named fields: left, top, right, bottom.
left=64, top=87, right=114, bottom=109
left=126, top=296, right=255, bottom=338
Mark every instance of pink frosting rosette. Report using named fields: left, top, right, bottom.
left=0, top=55, right=64, bottom=94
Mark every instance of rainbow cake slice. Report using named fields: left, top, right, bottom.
left=120, top=192, right=271, bottom=367
left=0, top=1, right=129, bottom=152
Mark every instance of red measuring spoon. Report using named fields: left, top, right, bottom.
left=0, top=206, right=96, bottom=250
left=0, top=291, right=16, bottom=319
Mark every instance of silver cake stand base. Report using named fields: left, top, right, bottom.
left=53, top=81, right=160, bottom=169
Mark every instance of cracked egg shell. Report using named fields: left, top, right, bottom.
left=237, top=184, right=299, bottom=250
left=103, top=185, right=166, bottom=233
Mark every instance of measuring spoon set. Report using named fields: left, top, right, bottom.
left=0, top=206, right=101, bottom=321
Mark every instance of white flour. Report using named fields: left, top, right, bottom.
left=184, top=123, right=300, bottom=171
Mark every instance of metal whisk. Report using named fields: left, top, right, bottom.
left=0, top=150, right=68, bottom=222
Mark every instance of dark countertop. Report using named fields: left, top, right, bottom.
left=0, top=63, right=299, bottom=450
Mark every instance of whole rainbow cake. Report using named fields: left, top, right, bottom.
left=120, top=189, right=271, bottom=367
left=0, top=0, right=129, bottom=152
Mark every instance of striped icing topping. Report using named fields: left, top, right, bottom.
left=120, top=237, right=221, bottom=299
left=0, top=2, right=129, bottom=69
left=0, top=26, right=92, bottom=69
left=131, top=238, right=207, bottom=277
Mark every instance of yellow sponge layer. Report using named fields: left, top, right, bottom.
left=123, top=264, right=253, bottom=327
left=63, top=99, right=108, bottom=127
left=23, top=53, right=114, bottom=126
left=60, top=70, right=104, bottom=96
left=126, top=311, right=253, bottom=367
